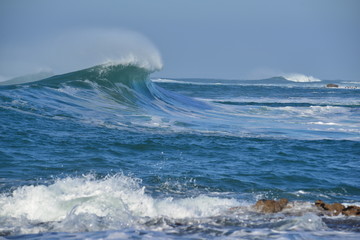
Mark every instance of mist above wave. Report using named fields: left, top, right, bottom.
left=0, top=28, right=163, bottom=82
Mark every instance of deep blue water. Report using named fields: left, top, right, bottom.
left=1, top=65, right=360, bottom=239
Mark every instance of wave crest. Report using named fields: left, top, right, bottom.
left=0, top=174, right=238, bottom=235
left=283, top=73, right=321, bottom=82
left=0, top=28, right=163, bottom=82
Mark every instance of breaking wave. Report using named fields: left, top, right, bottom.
left=0, top=28, right=163, bottom=83
left=0, top=62, right=210, bottom=134
left=0, top=174, right=237, bottom=235
left=1, top=174, right=360, bottom=238
left=283, top=73, right=321, bottom=82
left=1, top=48, right=360, bottom=239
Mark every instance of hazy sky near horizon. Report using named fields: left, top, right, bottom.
left=1, top=0, right=359, bottom=80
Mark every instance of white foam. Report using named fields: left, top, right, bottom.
left=151, top=78, right=184, bottom=84
left=152, top=78, right=222, bottom=86
left=0, top=174, right=239, bottom=234
left=100, top=52, right=163, bottom=72
left=283, top=73, right=321, bottom=82
left=277, top=213, right=327, bottom=231
left=309, top=121, right=340, bottom=126
left=278, top=105, right=349, bottom=116
left=2, top=177, right=360, bottom=237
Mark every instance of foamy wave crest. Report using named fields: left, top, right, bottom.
left=283, top=73, right=321, bottom=82
left=0, top=29, right=163, bottom=82
left=0, top=174, right=238, bottom=235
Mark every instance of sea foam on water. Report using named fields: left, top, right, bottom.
left=0, top=174, right=239, bottom=234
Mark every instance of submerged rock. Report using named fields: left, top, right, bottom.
left=254, top=198, right=289, bottom=213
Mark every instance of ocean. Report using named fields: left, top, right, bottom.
left=0, top=63, right=359, bottom=239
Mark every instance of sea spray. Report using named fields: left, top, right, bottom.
left=283, top=73, right=321, bottom=82
left=0, top=174, right=239, bottom=235
left=0, top=28, right=163, bottom=82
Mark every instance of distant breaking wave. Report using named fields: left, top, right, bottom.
left=282, top=73, right=321, bottom=82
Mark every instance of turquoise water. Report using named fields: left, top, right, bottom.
left=1, top=64, right=360, bottom=239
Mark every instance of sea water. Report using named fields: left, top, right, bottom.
left=0, top=63, right=360, bottom=239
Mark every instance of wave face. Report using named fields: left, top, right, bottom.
left=1, top=67, right=360, bottom=239
left=0, top=29, right=163, bottom=82
left=0, top=63, right=209, bottom=132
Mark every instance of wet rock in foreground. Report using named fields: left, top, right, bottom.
left=315, top=200, right=344, bottom=216
left=252, top=199, right=360, bottom=216
left=254, top=198, right=289, bottom=213
left=315, top=200, right=360, bottom=216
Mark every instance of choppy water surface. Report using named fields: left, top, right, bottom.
left=0, top=64, right=360, bottom=239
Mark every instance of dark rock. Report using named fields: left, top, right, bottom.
left=342, top=206, right=360, bottom=216
left=254, top=198, right=289, bottom=213
left=326, top=83, right=339, bottom=88
left=315, top=200, right=360, bottom=216
left=232, top=199, right=360, bottom=217
left=315, top=200, right=344, bottom=216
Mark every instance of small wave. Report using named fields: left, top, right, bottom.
left=0, top=174, right=238, bottom=235
left=309, top=121, right=340, bottom=126
left=283, top=73, right=321, bottom=82
left=153, top=77, right=324, bottom=87
left=152, top=78, right=226, bottom=86
left=207, top=96, right=360, bottom=108
left=152, top=78, right=186, bottom=84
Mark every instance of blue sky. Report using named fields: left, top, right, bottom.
left=1, top=0, right=359, bottom=80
